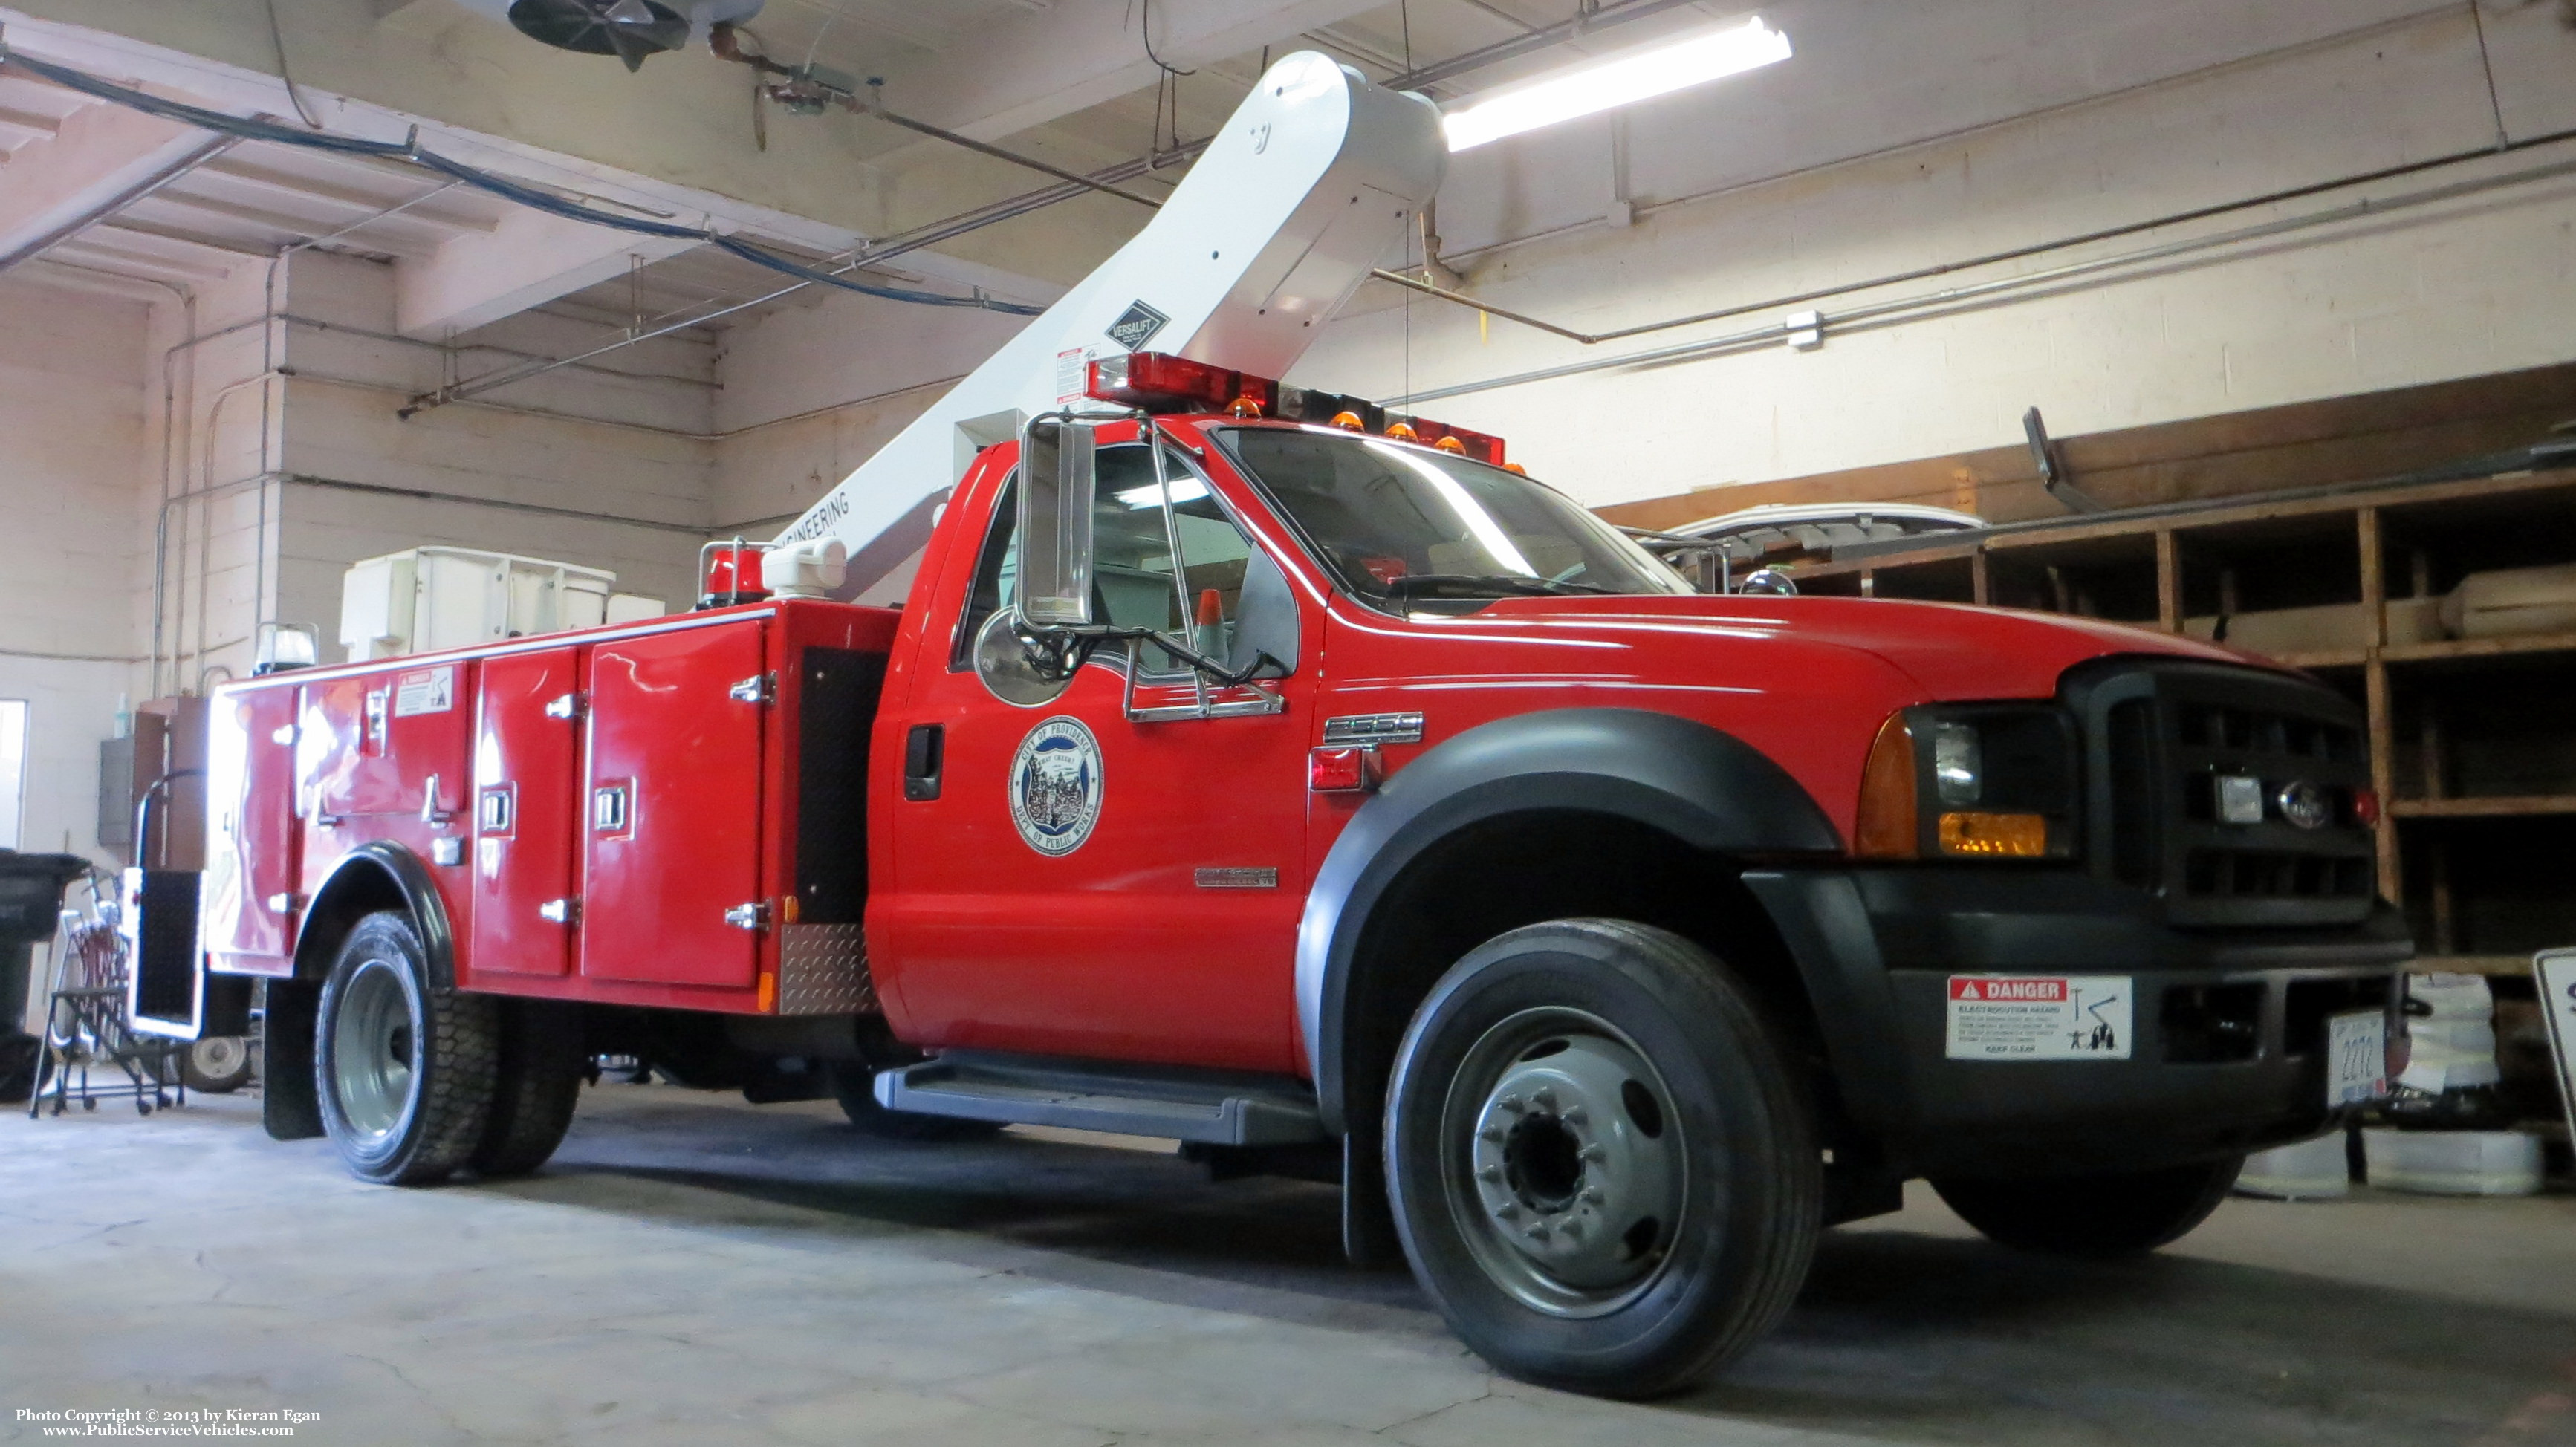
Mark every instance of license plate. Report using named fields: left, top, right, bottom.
left=2326, top=1009, right=2389, bottom=1108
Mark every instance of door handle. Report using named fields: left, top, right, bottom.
left=478, top=789, right=513, bottom=833
left=592, top=783, right=630, bottom=833
left=903, top=724, right=944, bottom=801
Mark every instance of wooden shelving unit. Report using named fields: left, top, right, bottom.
left=1795, top=465, right=2576, bottom=979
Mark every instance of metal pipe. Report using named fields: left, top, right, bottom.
left=0, top=134, right=238, bottom=274
left=1388, top=137, right=2576, bottom=407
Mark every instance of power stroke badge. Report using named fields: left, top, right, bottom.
left=1009, top=716, right=1104, bottom=856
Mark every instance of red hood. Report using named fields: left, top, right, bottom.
left=1465, top=594, right=2260, bottom=700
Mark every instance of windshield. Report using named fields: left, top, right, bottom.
left=1219, top=426, right=1693, bottom=607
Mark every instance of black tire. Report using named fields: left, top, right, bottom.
left=471, top=1001, right=585, bottom=1179
left=0, top=1033, right=39, bottom=1105
left=181, top=1035, right=255, bottom=1094
left=314, top=912, right=499, bottom=1186
left=828, top=1060, right=1005, bottom=1142
left=1930, top=1156, right=2244, bottom=1258
left=1384, top=918, right=1821, bottom=1399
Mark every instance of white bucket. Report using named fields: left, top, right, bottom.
left=2361, top=1128, right=2545, bottom=1196
left=2236, top=1131, right=2352, bottom=1200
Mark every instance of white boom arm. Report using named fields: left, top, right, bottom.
left=774, top=51, right=1446, bottom=597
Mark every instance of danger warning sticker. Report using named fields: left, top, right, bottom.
left=1945, top=975, right=2132, bottom=1060
left=392, top=666, right=454, bottom=718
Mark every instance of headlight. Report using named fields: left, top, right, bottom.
left=1855, top=705, right=2080, bottom=861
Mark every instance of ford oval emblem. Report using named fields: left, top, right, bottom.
left=2277, top=779, right=2332, bottom=830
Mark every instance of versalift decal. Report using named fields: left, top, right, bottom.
left=1944, top=975, right=2132, bottom=1060
left=1009, top=716, right=1103, bottom=856
left=1106, top=300, right=1169, bottom=352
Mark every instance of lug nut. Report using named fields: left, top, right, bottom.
left=1579, top=1144, right=1607, bottom=1163
left=1479, top=1127, right=1505, bottom=1143
left=1561, top=1106, right=1589, bottom=1125
left=1531, top=1087, right=1557, bottom=1111
left=1496, top=1093, right=1524, bottom=1113
left=1580, top=1186, right=1606, bottom=1205
left=1477, top=1165, right=1502, bottom=1183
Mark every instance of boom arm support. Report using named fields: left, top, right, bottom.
left=774, top=52, right=1446, bottom=596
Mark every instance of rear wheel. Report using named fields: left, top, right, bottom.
left=1385, top=918, right=1820, bottom=1399
left=472, top=1000, right=585, bottom=1178
left=314, top=912, right=498, bottom=1185
left=1930, top=1157, right=2244, bottom=1257
left=181, top=1035, right=254, bottom=1093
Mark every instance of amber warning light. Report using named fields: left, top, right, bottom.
left=1087, top=352, right=1505, bottom=466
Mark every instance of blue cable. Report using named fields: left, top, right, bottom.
left=1, top=47, right=1044, bottom=316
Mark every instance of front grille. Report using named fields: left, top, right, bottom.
left=2070, top=661, right=2378, bottom=928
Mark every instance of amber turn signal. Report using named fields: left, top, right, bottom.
left=1435, top=435, right=1467, bottom=453
left=1329, top=410, right=1366, bottom=431
left=1227, top=394, right=1265, bottom=418
left=1937, top=811, right=2049, bottom=857
left=1385, top=420, right=1419, bottom=441
left=1854, top=711, right=1918, bottom=859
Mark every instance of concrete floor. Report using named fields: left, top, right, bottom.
left=3, top=1083, right=2572, bottom=1447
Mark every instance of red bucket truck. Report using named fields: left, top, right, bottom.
left=177, top=53, right=2406, bottom=1396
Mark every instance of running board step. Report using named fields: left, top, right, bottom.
left=875, top=1051, right=1326, bottom=1145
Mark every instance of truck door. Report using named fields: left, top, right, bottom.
left=201, top=685, right=301, bottom=975
left=580, top=620, right=767, bottom=989
left=877, top=443, right=1311, bottom=1073
left=470, top=646, right=580, bottom=978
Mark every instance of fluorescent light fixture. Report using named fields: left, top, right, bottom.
left=1441, top=16, right=1792, bottom=152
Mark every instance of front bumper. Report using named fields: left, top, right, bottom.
left=1745, top=867, right=2412, bottom=1177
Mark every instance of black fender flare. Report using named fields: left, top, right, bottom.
left=293, top=841, right=458, bottom=991
left=1296, top=706, right=1842, bottom=1133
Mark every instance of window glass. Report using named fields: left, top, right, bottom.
left=0, top=700, right=23, bottom=851
left=955, top=445, right=1262, bottom=675
left=1219, top=427, right=1691, bottom=608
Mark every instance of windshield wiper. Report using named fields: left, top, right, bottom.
left=1381, top=573, right=1615, bottom=599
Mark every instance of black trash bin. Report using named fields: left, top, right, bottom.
left=0, top=851, right=92, bottom=1103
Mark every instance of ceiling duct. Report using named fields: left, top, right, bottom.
left=450, top=0, right=764, bottom=72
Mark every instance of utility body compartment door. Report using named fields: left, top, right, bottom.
left=472, top=646, right=580, bottom=978
left=580, top=620, right=766, bottom=989
left=201, top=686, right=301, bottom=975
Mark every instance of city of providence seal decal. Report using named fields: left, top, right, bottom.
left=1009, top=716, right=1104, bottom=856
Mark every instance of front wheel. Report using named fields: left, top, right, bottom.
left=314, top=912, right=499, bottom=1185
left=1385, top=919, right=1821, bottom=1399
left=1930, top=1157, right=2243, bottom=1258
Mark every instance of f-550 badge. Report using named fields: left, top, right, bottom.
left=1009, top=716, right=1103, bottom=856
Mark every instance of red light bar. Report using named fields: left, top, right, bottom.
left=1086, top=352, right=1506, bottom=466
left=1087, top=354, right=1274, bottom=415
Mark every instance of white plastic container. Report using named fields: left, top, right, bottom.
left=2236, top=1131, right=2352, bottom=1200
left=2400, top=972, right=2501, bottom=1093
left=2361, top=1128, right=2544, bottom=1196
left=339, top=547, right=617, bottom=661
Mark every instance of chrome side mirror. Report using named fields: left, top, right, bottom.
left=1017, top=417, right=1097, bottom=626
left=1738, top=568, right=1798, bottom=596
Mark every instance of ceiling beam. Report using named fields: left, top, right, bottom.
left=885, top=0, right=1391, bottom=142
left=0, top=97, right=226, bottom=270
left=395, top=202, right=699, bottom=338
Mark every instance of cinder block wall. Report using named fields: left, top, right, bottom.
left=1297, top=2, right=2576, bottom=513
left=0, top=276, right=150, bottom=862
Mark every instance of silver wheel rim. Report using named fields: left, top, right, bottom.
left=190, top=1036, right=245, bottom=1077
left=1438, top=1007, right=1685, bottom=1318
left=332, top=958, right=417, bottom=1143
